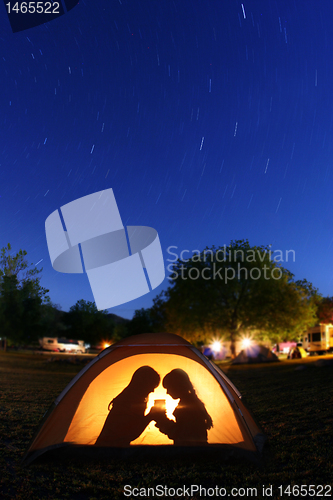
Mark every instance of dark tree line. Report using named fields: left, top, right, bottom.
left=0, top=244, right=125, bottom=347
left=0, top=244, right=50, bottom=345
left=0, top=241, right=331, bottom=352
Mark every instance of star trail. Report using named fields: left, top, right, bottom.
left=0, top=0, right=332, bottom=318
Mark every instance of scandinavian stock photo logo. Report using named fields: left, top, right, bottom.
left=166, top=245, right=296, bottom=282
left=45, top=188, right=165, bottom=310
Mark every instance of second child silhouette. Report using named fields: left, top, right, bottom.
left=154, top=368, right=213, bottom=446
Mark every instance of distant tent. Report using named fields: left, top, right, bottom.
left=203, top=345, right=227, bottom=361
left=23, top=333, right=265, bottom=464
left=287, top=346, right=308, bottom=359
left=232, top=345, right=279, bottom=364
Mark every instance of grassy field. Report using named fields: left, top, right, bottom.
left=0, top=351, right=333, bottom=499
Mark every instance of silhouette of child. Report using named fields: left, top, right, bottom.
left=154, top=368, right=213, bottom=446
left=95, top=365, right=160, bottom=447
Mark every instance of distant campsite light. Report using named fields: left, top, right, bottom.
left=211, top=340, right=222, bottom=354
left=103, top=342, right=111, bottom=349
left=241, top=337, right=252, bottom=349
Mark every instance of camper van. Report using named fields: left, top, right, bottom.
left=302, top=324, right=333, bottom=354
left=39, top=337, right=86, bottom=354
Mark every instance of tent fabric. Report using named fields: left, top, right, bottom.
left=23, top=333, right=264, bottom=464
left=287, top=346, right=308, bottom=359
left=232, top=345, right=279, bottom=364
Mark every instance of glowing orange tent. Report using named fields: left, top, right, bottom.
left=23, top=333, right=264, bottom=464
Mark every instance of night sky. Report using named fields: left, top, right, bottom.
left=1, top=0, right=333, bottom=319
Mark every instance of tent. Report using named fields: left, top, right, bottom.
left=202, top=345, right=227, bottom=361
left=287, top=346, right=308, bottom=359
left=232, top=345, right=279, bottom=364
left=23, top=333, right=265, bottom=464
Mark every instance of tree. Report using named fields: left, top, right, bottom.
left=113, top=323, right=129, bottom=342
left=39, top=303, right=68, bottom=338
left=126, top=308, right=155, bottom=337
left=0, top=275, right=24, bottom=343
left=0, top=243, right=45, bottom=286
left=316, top=296, right=333, bottom=324
left=64, top=299, right=113, bottom=345
left=152, top=240, right=318, bottom=357
left=0, top=244, right=50, bottom=344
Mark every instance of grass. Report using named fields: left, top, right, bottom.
left=1, top=352, right=333, bottom=499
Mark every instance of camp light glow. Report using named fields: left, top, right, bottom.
left=241, top=338, right=252, bottom=349
left=211, top=341, right=222, bottom=354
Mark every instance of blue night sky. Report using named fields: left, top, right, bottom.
left=1, top=0, right=333, bottom=319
